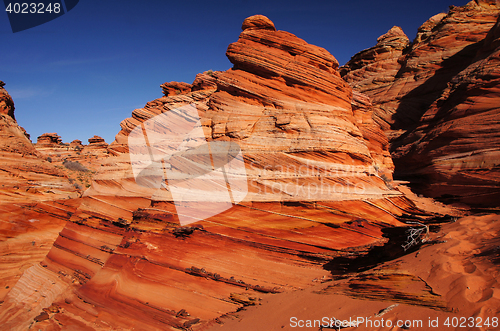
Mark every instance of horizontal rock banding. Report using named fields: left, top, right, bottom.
left=1, top=15, right=431, bottom=330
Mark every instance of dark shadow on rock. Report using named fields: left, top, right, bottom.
left=390, top=41, right=485, bottom=154
left=323, top=215, right=456, bottom=275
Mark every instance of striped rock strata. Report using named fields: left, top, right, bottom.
left=0, top=82, right=79, bottom=308
left=341, top=0, right=500, bottom=206
left=0, top=16, right=431, bottom=330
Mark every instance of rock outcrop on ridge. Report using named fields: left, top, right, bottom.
left=33, top=134, right=108, bottom=195
left=0, top=80, right=15, bottom=120
left=342, top=0, right=500, bottom=206
left=36, top=133, right=63, bottom=147
left=34, top=133, right=107, bottom=159
left=0, top=15, right=434, bottom=331
left=69, top=139, right=83, bottom=149
left=82, top=135, right=108, bottom=154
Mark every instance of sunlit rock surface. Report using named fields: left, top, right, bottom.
left=0, top=83, right=79, bottom=312
left=0, top=16, right=428, bottom=330
left=36, top=133, right=63, bottom=147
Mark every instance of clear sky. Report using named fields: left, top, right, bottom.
left=1, top=0, right=470, bottom=144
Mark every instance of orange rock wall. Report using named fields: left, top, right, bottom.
left=342, top=1, right=500, bottom=206
left=0, top=15, right=415, bottom=330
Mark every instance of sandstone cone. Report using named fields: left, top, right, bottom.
left=241, top=14, right=276, bottom=31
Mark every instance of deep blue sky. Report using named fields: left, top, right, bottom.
left=1, top=0, right=469, bottom=144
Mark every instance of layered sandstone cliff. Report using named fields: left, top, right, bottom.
left=393, top=15, right=500, bottom=206
left=342, top=0, right=500, bottom=135
left=0, top=83, right=79, bottom=306
left=0, top=16, right=433, bottom=330
left=342, top=0, right=500, bottom=206
left=0, top=85, right=78, bottom=203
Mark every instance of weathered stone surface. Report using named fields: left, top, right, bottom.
left=351, top=91, right=394, bottom=180
left=342, top=1, right=500, bottom=206
left=241, top=14, right=276, bottom=31
left=226, top=19, right=343, bottom=98
left=342, top=0, right=500, bottom=136
left=160, top=81, right=193, bottom=96
left=87, top=135, right=106, bottom=145
left=0, top=16, right=417, bottom=330
left=340, top=26, right=409, bottom=88
left=82, top=135, right=108, bottom=154
left=3, top=4, right=500, bottom=330
left=69, top=139, right=83, bottom=148
left=392, top=15, right=500, bottom=206
left=0, top=80, right=15, bottom=120
left=0, top=83, right=80, bottom=310
left=340, top=25, right=410, bottom=133
left=192, top=72, right=218, bottom=91
left=36, top=132, right=62, bottom=147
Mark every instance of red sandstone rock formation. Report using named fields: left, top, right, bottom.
left=36, top=133, right=63, bottom=147
left=161, top=81, right=192, bottom=96
left=392, top=14, right=500, bottom=206
left=87, top=135, right=106, bottom=146
left=0, top=15, right=433, bottom=330
left=0, top=80, right=15, bottom=120
left=342, top=0, right=500, bottom=137
left=0, top=83, right=80, bottom=308
left=192, top=72, right=218, bottom=91
left=69, top=139, right=83, bottom=149
left=342, top=0, right=500, bottom=206
left=34, top=134, right=106, bottom=195
left=82, top=135, right=108, bottom=154
left=340, top=26, right=410, bottom=124
left=2, top=5, right=500, bottom=329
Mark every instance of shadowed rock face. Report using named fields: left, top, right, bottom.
left=342, top=1, right=500, bottom=206
left=393, top=15, right=500, bottom=206
left=0, top=15, right=426, bottom=331
left=342, top=1, right=500, bottom=136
